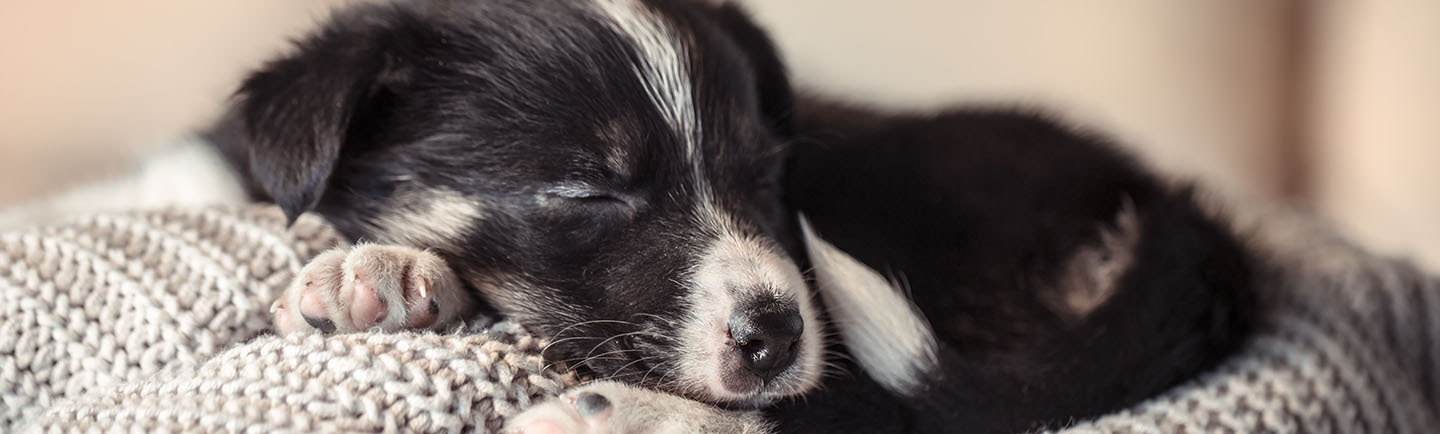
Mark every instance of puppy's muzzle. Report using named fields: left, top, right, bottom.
left=728, top=299, right=803, bottom=381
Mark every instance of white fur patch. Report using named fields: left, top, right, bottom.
left=800, top=216, right=939, bottom=396
left=367, top=187, right=483, bottom=248
left=589, top=0, right=704, bottom=188
left=677, top=206, right=822, bottom=404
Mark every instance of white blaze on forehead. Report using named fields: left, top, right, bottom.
left=590, top=0, right=702, bottom=172
left=800, top=216, right=939, bottom=397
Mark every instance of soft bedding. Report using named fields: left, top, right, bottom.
left=1, top=205, right=1435, bottom=433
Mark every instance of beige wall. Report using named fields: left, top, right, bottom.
left=745, top=0, right=1295, bottom=202
left=0, top=0, right=343, bottom=201
left=1309, top=1, right=1440, bottom=268
left=1, top=1, right=1437, bottom=268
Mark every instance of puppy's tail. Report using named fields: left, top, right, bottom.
left=800, top=215, right=940, bottom=397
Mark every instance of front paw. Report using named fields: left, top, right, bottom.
left=270, top=244, right=472, bottom=334
left=505, top=382, right=772, bottom=434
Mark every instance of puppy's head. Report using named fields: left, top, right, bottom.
left=230, top=0, right=819, bottom=406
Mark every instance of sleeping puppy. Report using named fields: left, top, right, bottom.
left=222, top=0, right=823, bottom=408
left=213, top=0, right=1255, bottom=432
left=503, top=101, right=1256, bottom=434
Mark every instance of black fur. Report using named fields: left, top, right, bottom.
left=775, top=99, right=1254, bottom=433
left=214, top=0, right=1255, bottom=432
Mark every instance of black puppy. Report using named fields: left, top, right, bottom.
left=212, top=0, right=1254, bottom=432
left=774, top=100, right=1252, bottom=433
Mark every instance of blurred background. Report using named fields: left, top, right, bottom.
left=0, top=1, right=1436, bottom=269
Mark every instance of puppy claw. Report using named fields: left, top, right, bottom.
left=574, top=392, right=611, bottom=418
left=303, top=315, right=338, bottom=334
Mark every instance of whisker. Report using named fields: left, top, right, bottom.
left=541, top=325, right=672, bottom=374
left=573, top=347, right=648, bottom=371
left=549, top=319, right=638, bottom=341
left=539, top=318, right=643, bottom=359
left=639, top=359, right=669, bottom=387
left=543, top=353, right=640, bottom=373
left=629, top=312, right=680, bottom=329
left=540, top=335, right=606, bottom=359
left=822, top=349, right=855, bottom=363
left=653, top=366, right=679, bottom=391
left=581, top=330, right=652, bottom=360
left=606, top=355, right=659, bottom=381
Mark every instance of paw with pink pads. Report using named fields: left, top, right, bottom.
left=270, top=244, right=473, bottom=334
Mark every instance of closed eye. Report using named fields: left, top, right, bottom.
left=540, top=184, right=638, bottom=211
left=529, top=184, right=638, bottom=249
left=566, top=194, right=632, bottom=208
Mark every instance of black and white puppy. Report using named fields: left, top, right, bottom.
left=221, top=0, right=822, bottom=407
left=213, top=0, right=1255, bottom=432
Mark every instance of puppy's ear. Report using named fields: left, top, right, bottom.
left=710, top=3, right=796, bottom=137
left=236, top=11, right=408, bottom=223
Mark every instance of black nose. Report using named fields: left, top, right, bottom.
left=728, top=301, right=803, bottom=380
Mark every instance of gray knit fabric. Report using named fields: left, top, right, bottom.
left=1, top=207, right=575, bottom=433
left=2, top=205, right=1437, bottom=433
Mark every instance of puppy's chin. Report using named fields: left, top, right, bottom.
left=706, top=357, right=823, bottom=408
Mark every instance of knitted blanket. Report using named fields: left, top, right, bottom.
left=0, top=207, right=575, bottom=432
left=2, top=205, right=1437, bottom=433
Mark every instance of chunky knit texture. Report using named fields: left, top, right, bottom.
left=1, top=207, right=576, bottom=432
left=2, top=205, right=1437, bottom=433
